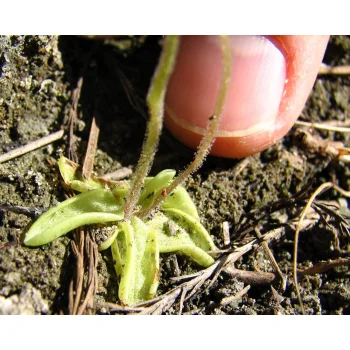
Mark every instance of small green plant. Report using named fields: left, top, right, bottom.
left=24, top=35, right=231, bottom=306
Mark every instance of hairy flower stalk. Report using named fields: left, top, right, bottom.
left=124, top=36, right=180, bottom=220
left=138, top=35, right=232, bottom=219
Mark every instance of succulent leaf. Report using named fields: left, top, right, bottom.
left=161, top=208, right=216, bottom=252
left=161, top=186, right=199, bottom=219
left=148, top=212, right=215, bottom=267
left=24, top=189, right=124, bottom=246
left=112, top=217, right=159, bottom=305
left=138, top=169, right=176, bottom=211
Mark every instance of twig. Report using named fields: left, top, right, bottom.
left=312, top=201, right=349, bottom=238
left=204, top=255, right=230, bottom=293
left=77, top=234, right=99, bottom=315
left=0, top=130, right=64, bottom=164
left=294, top=128, right=350, bottom=163
left=295, top=120, right=350, bottom=133
left=82, top=116, right=100, bottom=179
left=66, top=84, right=101, bottom=314
left=0, top=205, right=45, bottom=218
left=223, top=267, right=277, bottom=285
left=137, top=289, right=182, bottom=315
left=255, top=227, right=286, bottom=291
left=178, top=288, right=187, bottom=315
left=68, top=117, right=100, bottom=314
left=293, top=181, right=350, bottom=314
left=219, top=285, right=251, bottom=307
left=298, top=258, right=350, bottom=276
left=67, top=115, right=100, bottom=315
left=68, top=77, right=83, bottom=163
left=102, top=303, right=146, bottom=313
left=232, top=157, right=251, bottom=180
left=69, top=230, right=99, bottom=315
left=307, top=119, right=350, bottom=128
left=293, top=182, right=332, bottom=314
left=318, top=63, right=350, bottom=75
left=69, top=227, right=85, bottom=315
left=222, top=221, right=231, bottom=247
left=170, top=270, right=207, bottom=282
left=100, top=167, right=133, bottom=180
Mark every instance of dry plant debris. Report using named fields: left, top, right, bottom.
left=293, top=181, right=350, bottom=314
left=0, top=130, right=64, bottom=164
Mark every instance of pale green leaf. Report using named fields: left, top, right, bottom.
left=24, top=189, right=124, bottom=246
left=161, top=186, right=199, bottom=219
left=138, top=169, right=176, bottom=211
left=113, top=217, right=159, bottom=305
left=162, top=208, right=216, bottom=252
left=148, top=212, right=215, bottom=267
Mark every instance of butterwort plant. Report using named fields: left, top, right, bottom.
left=24, top=36, right=232, bottom=306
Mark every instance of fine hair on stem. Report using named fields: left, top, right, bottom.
left=139, top=35, right=231, bottom=219
left=124, top=36, right=180, bottom=220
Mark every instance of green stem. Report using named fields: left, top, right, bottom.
left=124, top=35, right=180, bottom=220
left=139, top=35, right=232, bottom=219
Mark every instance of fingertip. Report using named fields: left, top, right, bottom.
left=270, top=35, right=330, bottom=138
left=165, top=35, right=329, bottom=158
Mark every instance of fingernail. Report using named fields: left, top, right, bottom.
left=165, top=35, right=286, bottom=138
left=219, top=35, right=286, bottom=136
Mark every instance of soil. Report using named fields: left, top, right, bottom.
left=1, top=35, right=349, bottom=315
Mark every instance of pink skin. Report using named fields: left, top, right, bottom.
left=165, top=35, right=330, bottom=158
